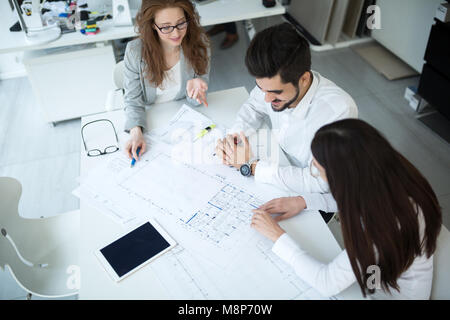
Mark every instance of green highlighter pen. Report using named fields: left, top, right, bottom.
left=194, top=124, right=216, bottom=141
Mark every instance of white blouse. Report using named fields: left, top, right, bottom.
left=155, top=60, right=181, bottom=104
left=272, top=210, right=434, bottom=299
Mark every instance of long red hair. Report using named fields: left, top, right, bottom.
left=136, top=0, right=210, bottom=87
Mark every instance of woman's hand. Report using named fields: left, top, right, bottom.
left=125, top=126, right=147, bottom=161
left=257, top=196, right=306, bottom=222
left=251, top=209, right=286, bottom=242
left=187, top=78, right=208, bottom=107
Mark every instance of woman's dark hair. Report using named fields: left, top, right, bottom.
left=245, top=22, right=311, bottom=85
left=311, top=119, right=442, bottom=297
left=136, top=0, right=209, bottom=87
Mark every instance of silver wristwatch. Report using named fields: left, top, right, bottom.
left=239, top=158, right=258, bottom=177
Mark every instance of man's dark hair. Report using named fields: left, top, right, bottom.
left=245, top=22, right=311, bottom=86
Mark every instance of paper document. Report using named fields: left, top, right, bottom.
left=148, top=104, right=223, bottom=143
left=151, top=233, right=329, bottom=299
left=77, top=139, right=281, bottom=265
left=76, top=104, right=329, bottom=299
left=148, top=104, right=225, bottom=165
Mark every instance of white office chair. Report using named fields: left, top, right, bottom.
left=0, top=177, right=80, bottom=299
left=431, top=224, right=450, bottom=300
left=113, top=60, right=125, bottom=90
left=106, top=60, right=125, bottom=111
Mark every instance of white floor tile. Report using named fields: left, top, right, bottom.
left=0, top=152, right=80, bottom=219
left=354, top=93, right=450, bottom=197
left=0, top=77, right=81, bottom=167
left=0, top=267, right=28, bottom=300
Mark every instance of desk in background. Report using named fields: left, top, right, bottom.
left=78, top=87, right=363, bottom=299
left=0, top=0, right=285, bottom=54
left=0, top=0, right=285, bottom=124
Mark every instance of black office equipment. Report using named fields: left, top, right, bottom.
left=417, top=18, right=450, bottom=143
left=10, top=21, right=22, bottom=32
left=263, top=0, right=276, bottom=8
left=418, top=19, right=450, bottom=121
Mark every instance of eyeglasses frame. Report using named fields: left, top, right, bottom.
left=81, top=119, right=120, bottom=157
left=154, top=19, right=189, bottom=34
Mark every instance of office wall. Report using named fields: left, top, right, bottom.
left=372, top=0, right=443, bottom=73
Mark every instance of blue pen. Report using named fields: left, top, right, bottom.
left=130, top=146, right=141, bottom=168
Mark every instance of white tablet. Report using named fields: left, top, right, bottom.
left=95, top=219, right=177, bottom=282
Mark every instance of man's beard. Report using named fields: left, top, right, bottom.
left=271, top=86, right=300, bottom=112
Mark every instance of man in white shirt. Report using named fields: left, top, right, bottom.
left=215, top=23, right=358, bottom=213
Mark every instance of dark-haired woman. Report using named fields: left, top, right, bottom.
left=123, top=0, right=210, bottom=161
left=251, top=119, right=442, bottom=299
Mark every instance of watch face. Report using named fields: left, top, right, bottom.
left=240, top=164, right=251, bottom=176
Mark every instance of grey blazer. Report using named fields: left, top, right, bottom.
left=123, top=38, right=210, bottom=132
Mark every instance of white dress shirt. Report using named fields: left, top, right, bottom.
left=272, top=210, right=433, bottom=299
left=230, top=71, right=358, bottom=212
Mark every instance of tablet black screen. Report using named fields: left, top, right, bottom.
left=100, top=222, right=171, bottom=278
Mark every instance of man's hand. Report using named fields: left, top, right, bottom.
left=258, top=196, right=306, bottom=222
left=124, top=126, right=147, bottom=161
left=251, top=209, right=286, bottom=242
left=215, top=132, right=252, bottom=170
left=186, top=78, right=208, bottom=107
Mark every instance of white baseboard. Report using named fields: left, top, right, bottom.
left=310, top=36, right=374, bottom=52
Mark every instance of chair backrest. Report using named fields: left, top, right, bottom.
left=113, top=60, right=125, bottom=89
left=0, top=177, right=23, bottom=270
left=431, top=224, right=450, bottom=299
left=0, top=177, right=79, bottom=298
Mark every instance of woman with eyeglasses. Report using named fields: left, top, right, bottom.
left=251, top=119, right=442, bottom=299
left=123, top=0, right=210, bottom=161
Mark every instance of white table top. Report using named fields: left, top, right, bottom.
left=78, top=87, right=363, bottom=299
left=0, top=0, right=285, bottom=54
